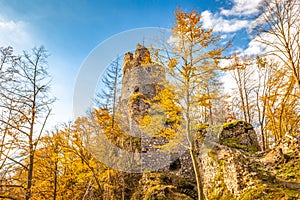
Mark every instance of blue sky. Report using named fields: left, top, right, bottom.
left=0, top=0, right=264, bottom=129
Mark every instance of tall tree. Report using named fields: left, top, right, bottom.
left=0, top=46, right=55, bottom=199
left=253, top=0, right=300, bottom=147
left=96, top=57, right=122, bottom=129
left=255, top=0, right=300, bottom=90
left=228, top=55, right=256, bottom=124
left=151, top=8, right=229, bottom=200
left=0, top=46, right=22, bottom=200
left=254, top=57, right=272, bottom=150
left=264, top=63, right=299, bottom=142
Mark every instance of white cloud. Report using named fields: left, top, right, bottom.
left=221, top=71, right=237, bottom=93
left=201, top=11, right=249, bottom=33
left=200, top=0, right=264, bottom=33
left=0, top=16, right=35, bottom=53
left=219, top=58, right=237, bottom=94
left=221, top=0, right=264, bottom=16
left=243, top=38, right=265, bottom=56
left=0, top=15, right=72, bottom=130
left=167, top=35, right=180, bottom=47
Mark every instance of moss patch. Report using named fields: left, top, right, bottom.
left=206, top=157, right=235, bottom=200
left=238, top=183, right=300, bottom=200
left=276, top=154, right=300, bottom=182
left=221, top=138, right=249, bottom=151
left=223, top=120, right=245, bottom=129
left=223, top=120, right=253, bottom=130
left=131, top=173, right=195, bottom=200
left=207, top=148, right=219, bottom=162
left=197, top=123, right=209, bottom=131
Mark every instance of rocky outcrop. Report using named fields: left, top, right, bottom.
left=201, top=144, right=258, bottom=198
left=260, top=132, right=300, bottom=168
left=220, top=120, right=261, bottom=153
left=199, top=125, right=259, bottom=198
left=200, top=127, right=300, bottom=199
left=131, top=172, right=195, bottom=200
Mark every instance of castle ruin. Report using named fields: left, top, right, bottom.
left=116, top=44, right=194, bottom=178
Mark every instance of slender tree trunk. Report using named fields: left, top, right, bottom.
left=186, top=82, right=205, bottom=200
left=26, top=145, right=34, bottom=200
left=121, top=172, right=125, bottom=200
left=190, top=145, right=205, bottom=200
left=260, top=124, right=266, bottom=151
left=53, top=160, right=58, bottom=200
left=236, top=69, right=248, bottom=122
left=256, top=90, right=266, bottom=151
left=26, top=84, right=36, bottom=200
left=111, top=59, right=119, bottom=130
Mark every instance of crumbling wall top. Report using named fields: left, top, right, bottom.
left=123, top=44, right=152, bottom=74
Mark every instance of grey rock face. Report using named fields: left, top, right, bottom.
left=220, top=121, right=261, bottom=153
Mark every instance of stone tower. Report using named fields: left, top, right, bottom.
left=116, top=44, right=173, bottom=172
left=117, top=44, right=165, bottom=137
left=116, top=44, right=194, bottom=177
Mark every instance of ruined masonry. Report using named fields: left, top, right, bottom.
left=116, top=45, right=263, bottom=198
left=116, top=44, right=194, bottom=177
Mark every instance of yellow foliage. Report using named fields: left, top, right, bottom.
left=168, top=58, right=178, bottom=68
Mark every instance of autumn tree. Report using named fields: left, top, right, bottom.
left=29, top=131, right=62, bottom=200
left=254, top=0, right=300, bottom=90
left=7, top=125, right=105, bottom=199
left=263, top=62, right=300, bottom=143
left=150, top=8, right=228, bottom=200
left=227, top=55, right=256, bottom=124
left=0, top=46, right=55, bottom=200
left=250, top=0, right=300, bottom=145
left=226, top=53, right=299, bottom=149
left=254, top=57, right=272, bottom=150
left=67, top=109, right=129, bottom=199
left=0, top=46, right=22, bottom=200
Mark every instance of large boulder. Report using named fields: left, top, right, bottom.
left=219, top=120, right=261, bottom=153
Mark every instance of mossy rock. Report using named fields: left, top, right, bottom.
left=206, top=153, right=235, bottom=200
left=220, top=138, right=260, bottom=153
left=238, top=183, right=300, bottom=200
left=276, top=155, right=300, bottom=182
left=220, top=120, right=260, bottom=153
left=207, top=147, right=219, bottom=161
left=223, top=120, right=252, bottom=130
left=131, top=172, right=196, bottom=200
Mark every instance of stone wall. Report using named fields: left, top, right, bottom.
left=201, top=144, right=257, bottom=197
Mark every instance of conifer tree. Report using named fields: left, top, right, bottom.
left=96, top=57, right=122, bottom=130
